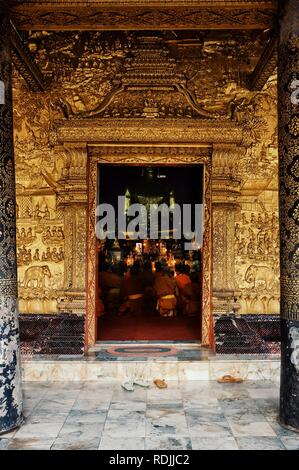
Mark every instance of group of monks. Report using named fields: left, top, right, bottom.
left=98, top=259, right=201, bottom=318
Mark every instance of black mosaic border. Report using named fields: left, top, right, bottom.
left=214, top=314, right=280, bottom=354
left=19, top=312, right=280, bottom=356
left=19, top=313, right=85, bottom=356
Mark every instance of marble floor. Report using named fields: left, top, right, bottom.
left=1, top=380, right=299, bottom=450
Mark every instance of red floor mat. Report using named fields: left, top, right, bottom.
left=97, top=311, right=200, bottom=341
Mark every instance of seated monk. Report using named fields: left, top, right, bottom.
left=175, top=263, right=191, bottom=312
left=140, top=260, right=155, bottom=303
left=154, top=265, right=177, bottom=318
left=182, top=271, right=201, bottom=316
left=118, top=264, right=144, bottom=316
left=98, top=261, right=123, bottom=314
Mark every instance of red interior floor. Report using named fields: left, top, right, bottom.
left=97, top=309, right=200, bottom=341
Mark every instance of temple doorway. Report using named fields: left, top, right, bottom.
left=96, top=164, right=204, bottom=341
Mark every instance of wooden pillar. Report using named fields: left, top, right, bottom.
left=57, top=144, right=88, bottom=315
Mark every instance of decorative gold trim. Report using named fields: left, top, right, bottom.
left=11, top=1, right=277, bottom=31
left=86, top=145, right=212, bottom=346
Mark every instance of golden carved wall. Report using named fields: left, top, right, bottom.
left=12, top=30, right=279, bottom=319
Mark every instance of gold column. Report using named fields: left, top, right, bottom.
left=57, top=144, right=87, bottom=315
left=212, top=144, right=241, bottom=314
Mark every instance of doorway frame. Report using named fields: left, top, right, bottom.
left=86, top=144, right=213, bottom=348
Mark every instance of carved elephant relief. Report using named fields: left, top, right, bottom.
left=244, top=264, right=276, bottom=290
left=23, top=265, right=51, bottom=288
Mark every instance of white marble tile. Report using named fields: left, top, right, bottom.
left=13, top=421, right=64, bottom=439
left=213, top=386, right=250, bottom=401
left=3, top=377, right=293, bottom=450
left=191, top=436, right=238, bottom=450
left=228, top=419, right=277, bottom=437
left=110, top=400, right=147, bottom=411
left=26, top=410, right=68, bottom=425
left=104, top=409, right=146, bottom=437
left=146, top=408, right=189, bottom=438
left=280, top=437, right=299, bottom=450
left=66, top=409, right=107, bottom=424
left=209, top=361, right=280, bottom=382
left=112, top=386, right=148, bottom=403
left=0, top=438, right=9, bottom=450
left=178, top=362, right=209, bottom=381
left=33, top=398, right=76, bottom=414
left=72, top=398, right=111, bottom=412
left=185, top=405, right=226, bottom=425
left=99, top=435, right=145, bottom=450
left=269, top=421, right=299, bottom=438
left=236, top=437, right=286, bottom=450
left=58, top=422, right=104, bottom=439
left=188, top=421, right=232, bottom=438
left=23, top=362, right=87, bottom=381
left=22, top=359, right=280, bottom=383
left=247, top=387, right=279, bottom=400
left=146, top=435, right=192, bottom=450
left=147, top=388, right=182, bottom=403
left=51, top=435, right=101, bottom=450
left=7, top=437, right=55, bottom=450
left=254, top=398, right=280, bottom=419
left=0, top=427, right=18, bottom=439
left=219, top=398, right=260, bottom=416
left=224, top=411, right=266, bottom=425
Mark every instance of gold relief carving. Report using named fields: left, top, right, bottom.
left=212, top=208, right=226, bottom=291
left=74, top=206, right=87, bottom=291
left=16, top=227, right=37, bottom=245
left=76, top=35, right=220, bottom=120
left=58, top=119, right=243, bottom=145
left=16, top=30, right=272, bottom=122
left=11, top=3, right=277, bottom=31
left=15, top=189, right=65, bottom=314
left=212, top=205, right=240, bottom=313
left=42, top=226, right=65, bottom=244
left=244, top=264, right=276, bottom=290
left=235, top=207, right=280, bottom=314
left=11, top=25, right=280, bottom=332
left=23, top=265, right=52, bottom=289
left=211, top=144, right=241, bottom=313
left=230, top=80, right=278, bottom=180
left=56, top=145, right=88, bottom=314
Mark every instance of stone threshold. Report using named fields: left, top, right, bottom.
left=21, top=347, right=280, bottom=382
